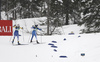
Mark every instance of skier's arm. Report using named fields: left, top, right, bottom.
left=37, top=28, right=45, bottom=32
left=37, top=28, right=43, bottom=31
left=37, top=28, right=41, bottom=30
left=13, top=25, right=16, bottom=28
left=20, top=27, right=23, bottom=29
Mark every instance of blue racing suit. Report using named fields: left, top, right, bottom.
left=31, top=26, right=41, bottom=41
left=13, top=26, right=22, bottom=41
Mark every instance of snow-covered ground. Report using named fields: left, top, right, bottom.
left=13, top=17, right=84, bottom=35
left=13, top=17, right=47, bottom=33
left=0, top=18, right=100, bottom=62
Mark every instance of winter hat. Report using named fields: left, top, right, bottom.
left=35, top=25, right=38, bottom=27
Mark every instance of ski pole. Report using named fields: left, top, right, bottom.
left=22, top=29, right=24, bottom=42
left=40, top=30, right=45, bottom=43
left=9, top=36, right=13, bottom=42
left=28, top=33, right=32, bottom=43
left=41, top=33, right=42, bottom=43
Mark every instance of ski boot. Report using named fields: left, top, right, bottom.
left=36, top=40, right=39, bottom=44
left=12, top=39, right=14, bottom=44
left=30, top=40, right=32, bottom=43
left=18, top=41, right=21, bottom=45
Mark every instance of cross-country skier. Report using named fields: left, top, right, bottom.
left=30, top=25, right=42, bottom=44
left=12, top=24, right=23, bottom=45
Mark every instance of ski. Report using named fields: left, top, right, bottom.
left=32, top=42, right=46, bottom=45
left=12, top=44, right=29, bottom=46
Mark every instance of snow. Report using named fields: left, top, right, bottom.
left=13, top=17, right=47, bottom=33
left=0, top=18, right=100, bottom=62
left=1, top=11, right=7, bottom=20
left=0, top=33, right=100, bottom=62
left=61, top=24, right=84, bottom=34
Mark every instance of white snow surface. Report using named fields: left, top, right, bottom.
left=13, top=17, right=47, bottom=33
left=1, top=11, right=7, bottom=20
left=0, top=18, right=100, bottom=62
left=0, top=32, right=100, bottom=62
left=13, top=17, right=84, bottom=35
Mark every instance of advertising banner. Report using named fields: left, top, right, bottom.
left=0, top=20, right=13, bottom=36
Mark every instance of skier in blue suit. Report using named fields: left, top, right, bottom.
left=30, top=25, right=42, bottom=44
left=12, top=24, right=23, bottom=45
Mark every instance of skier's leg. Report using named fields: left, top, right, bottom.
left=35, top=34, right=38, bottom=41
left=12, top=31, right=16, bottom=44
left=17, top=35, right=19, bottom=41
left=34, top=33, right=39, bottom=44
left=30, top=34, right=34, bottom=43
left=30, top=31, right=34, bottom=43
left=12, top=35, right=15, bottom=44
left=17, top=34, right=20, bottom=45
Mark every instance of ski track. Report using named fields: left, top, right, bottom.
left=0, top=33, right=100, bottom=62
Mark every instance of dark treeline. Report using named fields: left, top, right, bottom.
left=1, top=0, right=100, bottom=33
